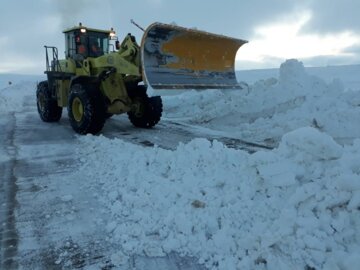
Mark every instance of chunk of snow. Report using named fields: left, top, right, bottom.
left=279, top=126, right=343, bottom=160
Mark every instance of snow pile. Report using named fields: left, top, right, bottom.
left=69, top=60, right=360, bottom=269
left=163, top=59, right=360, bottom=143
left=236, top=64, right=360, bottom=91
left=76, top=127, right=360, bottom=269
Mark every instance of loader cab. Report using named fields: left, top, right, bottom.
left=63, top=23, right=115, bottom=60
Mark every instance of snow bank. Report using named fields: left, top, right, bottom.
left=75, top=127, right=360, bottom=269
left=164, top=59, right=360, bottom=143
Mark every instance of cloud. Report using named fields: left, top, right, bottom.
left=0, top=52, right=42, bottom=74
left=300, top=0, right=360, bottom=34
left=104, top=0, right=299, bottom=39
left=1, top=0, right=360, bottom=74
left=146, top=0, right=163, bottom=6
left=302, top=54, right=360, bottom=67
left=345, top=44, right=360, bottom=55
left=0, top=37, right=9, bottom=47
left=54, top=0, right=112, bottom=29
left=55, top=0, right=90, bottom=27
left=0, top=1, right=63, bottom=74
left=236, top=9, right=360, bottom=69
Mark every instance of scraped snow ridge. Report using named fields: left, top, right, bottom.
left=69, top=60, right=360, bottom=269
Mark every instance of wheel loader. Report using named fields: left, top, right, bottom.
left=36, top=22, right=247, bottom=134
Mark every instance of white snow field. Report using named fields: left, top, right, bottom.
left=1, top=59, right=360, bottom=270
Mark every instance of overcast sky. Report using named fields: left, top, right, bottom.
left=1, top=0, right=360, bottom=74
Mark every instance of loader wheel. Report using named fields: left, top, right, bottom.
left=36, top=81, right=62, bottom=122
left=127, top=87, right=163, bottom=128
left=68, top=84, right=106, bottom=135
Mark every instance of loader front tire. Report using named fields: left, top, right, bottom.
left=68, top=84, right=106, bottom=135
left=36, top=81, right=62, bottom=122
left=128, top=87, right=163, bottom=128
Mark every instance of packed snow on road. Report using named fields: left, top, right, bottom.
left=1, top=59, right=360, bottom=269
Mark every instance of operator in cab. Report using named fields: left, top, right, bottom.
left=89, top=37, right=102, bottom=57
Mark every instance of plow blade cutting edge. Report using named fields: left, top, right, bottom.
left=141, top=23, right=248, bottom=90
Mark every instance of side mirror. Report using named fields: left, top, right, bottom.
left=115, top=41, right=120, bottom=50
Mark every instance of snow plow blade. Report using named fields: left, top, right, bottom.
left=141, top=23, right=248, bottom=89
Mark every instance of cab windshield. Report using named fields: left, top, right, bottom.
left=66, top=30, right=110, bottom=59
left=86, top=32, right=109, bottom=57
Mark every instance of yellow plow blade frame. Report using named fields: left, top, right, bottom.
left=141, top=23, right=248, bottom=89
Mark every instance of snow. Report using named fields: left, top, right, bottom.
left=72, top=126, right=360, bottom=269
left=164, top=60, right=360, bottom=147
left=1, top=60, right=360, bottom=269
left=0, top=74, right=44, bottom=112
left=236, top=64, right=360, bottom=91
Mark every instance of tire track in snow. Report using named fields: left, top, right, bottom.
left=102, top=117, right=276, bottom=153
left=0, top=112, right=19, bottom=269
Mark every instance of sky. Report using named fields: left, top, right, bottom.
left=1, top=0, right=360, bottom=74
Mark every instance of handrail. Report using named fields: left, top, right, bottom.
left=44, top=46, right=61, bottom=72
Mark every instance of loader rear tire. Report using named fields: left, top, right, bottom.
left=68, top=84, right=106, bottom=135
left=36, top=81, right=62, bottom=122
left=127, top=87, right=163, bottom=128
